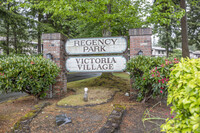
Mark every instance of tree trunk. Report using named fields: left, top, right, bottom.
left=101, top=27, right=113, bottom=78
left=5, top=3, right=10, bottom=55
left=37, top=11, right=42, bottom=54
left=180, top=0, right=190, bottom=58
left=166, top=43, right=169, bottom=57
left=13, top=24, right=18, bottom=54
left=166, top=25, right=169, bottom=57
left=101, top=2, right=112, bottom=78
left=6, top=23, right=10, bottom=55
left=102, top=2, right=112, bottom=37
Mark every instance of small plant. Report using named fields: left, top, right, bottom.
left=161, top=58, right=200, bottom=132
left=142, top=101, right=166, bottom=132
left=0, top=55, right=60, bottom=99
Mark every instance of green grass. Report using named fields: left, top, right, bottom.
left=67, top=73, right=130, bottom=92
left=67, top=76, right=97, bottom=88
left=57, top=87, right=115, bottom=106
left=59, top=73, right=130, bottom=106
left=113, top=72, right=130, bottom=80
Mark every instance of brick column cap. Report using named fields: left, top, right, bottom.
left=42, top=33, right=67, bottom=41
left=129, top=28, right=152, bottom=36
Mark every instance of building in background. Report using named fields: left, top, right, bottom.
left=192, top=51, right=200, bottom=58
left=152, top=47, right=166, bottom=57
left=152, top=46, right=200, bottom=59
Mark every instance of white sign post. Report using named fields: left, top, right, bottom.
left=66, top=56, right=127, bottom=72
left=65, top=36, right=127, bottom=55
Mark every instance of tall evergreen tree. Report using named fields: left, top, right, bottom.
left=152, top=0, right=181, bottom=57
left=188, top=0, right=200, bottom=49
left=0, top=0, right=55, bottom=54
left=149, top=0, right=192, bottom=57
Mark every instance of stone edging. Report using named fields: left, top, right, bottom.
left=56, top=91, right=117, bottom=108
left=98, top=104, right=126, bottom=133
left=11, top=102, right=50, bottom=133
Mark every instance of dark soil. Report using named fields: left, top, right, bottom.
left=117, top=98, right=172, bottom=133
left=0, top=96, right=35, bottom=133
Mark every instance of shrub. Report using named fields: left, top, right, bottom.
left=127, top=56, right=164, bottom=101
left=127, top=56, right=179, bottom=101
left=149, top=58, right=179, bottom=97
left=0, top=55, right=60, bottom=98
left=161, top=58, right=200, bottom=132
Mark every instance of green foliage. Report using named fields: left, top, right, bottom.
left=161, top=58, right=200, bottom=133
left=147, top=0, right=185, bottom=26
left=0, top=1, right=56, bottom=54
left=127, top=56, right=179, bottom=101
left=0, top=55, right=60, bottom=98
left=19, top=0, right=144, bottom=37
left=154, top=21, right=181, bottom=56
left=153, top=0, right=200, bottom=52
left=188, top=0, right=200, bottom=49
left=169, top=49, right=182, bottom=59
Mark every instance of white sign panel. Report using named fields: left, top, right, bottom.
left=66, top=56, right=127, bottom=72
left=65, top=36, right=127, bottom=55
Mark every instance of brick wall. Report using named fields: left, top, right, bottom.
left=129, top=28, right=152, bottom=97
left=129, top=28, right=152, bottom=57
left=42, top=33, right=67, bottom=98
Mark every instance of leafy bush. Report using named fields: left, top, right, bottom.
left=127, top=56, right=179, bottom=101
left=161, top=58, right=200, bottom=132
left=148, top=58, right=179, bottom=97
left=0, top=55, right=60, bottom=98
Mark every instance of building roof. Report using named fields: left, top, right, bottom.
left=152, top=47, right=166, bottom=50
left=152, top=46, right=200, bottom=54
left=193, top=51, right=200, bottom=54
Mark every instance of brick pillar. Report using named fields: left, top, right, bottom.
left=129, top=28, right=152, bottom=58
left=42, top=33, right=67, bottom=98
left=129, top=28, right=152, bottom=99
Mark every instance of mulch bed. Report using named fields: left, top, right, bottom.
left=0, top=92, right=172, bottom=133
left=0, top=96, right=36, bottom=133
left=117, top=99, right=171, bottom=133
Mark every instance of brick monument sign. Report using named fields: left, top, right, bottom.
left=42, top=28, right=151, bottom=98
left=42, top=34, right=127, bottom=98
